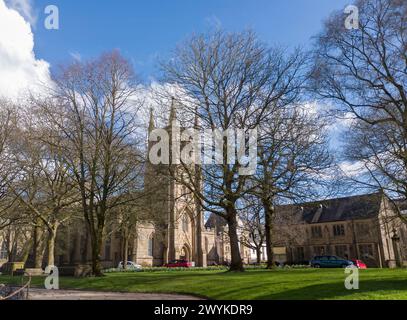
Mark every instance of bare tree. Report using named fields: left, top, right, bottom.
left=311, top=0, right=407, bottom=220
left=160, top=30, right=308, bottom=271
left=9, top=105, right=79, bottom=267
left=252, top=106, right=332, bottom=268
left=43, top=51, right=144, bottom=275
left=0, top=99, right=19, bottom=230
left=238, top=195, right=265, bottom=264
left=111, top=193, right=148, bottom=269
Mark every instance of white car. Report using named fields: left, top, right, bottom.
left=118, top=261, right=142, bottom=271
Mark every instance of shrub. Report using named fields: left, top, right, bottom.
left=103, top=265, right=230, bottom=273
left=102, top=263, right=308, bottom=273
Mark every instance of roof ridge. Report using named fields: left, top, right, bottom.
left=276, top=192, right=382, bottom=208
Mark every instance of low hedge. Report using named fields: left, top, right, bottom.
left=103, top=264, right=310, bottom=273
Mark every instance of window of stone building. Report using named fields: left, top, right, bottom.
left=0, top=241, right=7, bottom=260
left=313, top=246, right=325, bottom=256
left=358, top=244, right=374, bottom=259
left=182, top=214, right=189, bottom=233
left=182, top=185, right=188, bottom=196
left=205, top=237, right=209, bottom=254
left=295, top=247, right=305, bottom=261
left=333, top=224, right=345, bottom=237
left=335, top=245, right=348, bottom=258
left=311, top=226, right=323, bottom=238
left=148, top=234, right=154, bottom=256
left=356, top=223, right=370, bottom=235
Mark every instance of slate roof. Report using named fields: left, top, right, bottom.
left=275, top=193, right=383, bottom=224
left=204, top=193, right=384, bottom=228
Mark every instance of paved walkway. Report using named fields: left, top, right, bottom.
left=28, top=288, right=203, bottom=300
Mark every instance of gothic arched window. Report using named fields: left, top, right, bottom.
left=182, top=214, right=189, bottom=233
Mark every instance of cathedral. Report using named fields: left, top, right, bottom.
left=128, top=104, right=251, bottom=267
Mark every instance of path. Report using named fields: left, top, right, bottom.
left=28, top=288, right=204, bottom=300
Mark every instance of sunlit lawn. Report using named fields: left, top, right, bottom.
left=1, top=268, right=407, bottom=300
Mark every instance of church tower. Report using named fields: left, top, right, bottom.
left=143, top=99, right=206, bottom=266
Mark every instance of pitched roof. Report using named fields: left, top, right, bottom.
left=275, top=193, right=383, bottom=224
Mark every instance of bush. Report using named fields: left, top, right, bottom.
left=102, top=263, right=303, bottom=273
left=103, top=265, right=230, bottom=273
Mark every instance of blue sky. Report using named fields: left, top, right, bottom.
left=31, top=0, right=351, bottom=80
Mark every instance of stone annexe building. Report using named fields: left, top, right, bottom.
left=273, top=193, right=407, bottom=268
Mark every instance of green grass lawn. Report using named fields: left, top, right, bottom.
left=1, top=268, right=407, bottom=300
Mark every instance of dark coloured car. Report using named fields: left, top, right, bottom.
left=310, top=256, right=354, bottom=268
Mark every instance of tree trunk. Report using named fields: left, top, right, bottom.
left=91, top=242, right=102, bottom=276
left=5, top=228, right=13, bottom=262
left=47, top=224, right=59, bottom=267
left=21, top=240, right=33, bottom=265
left=33, top=224, right=45, bottom=269
left=256, top=247, right=262, bottom=264
left=90, top=228, right=104, bottom=276
left=81, top=224, right=90, bottom=264
left=264, top=201, right=275, bottom=269
left=226, top=207, right=244, bottom=272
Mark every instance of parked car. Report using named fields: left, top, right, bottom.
left=165, top=259, right=193, bottom=268
left=351, top=259, right=367, bottom=269
left=118, top=261, right=142, bottom=271
left=310, top=256, right=354, bottom=268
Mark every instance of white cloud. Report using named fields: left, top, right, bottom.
left=5, top=0, right=36, bottom=25
left=339, top=160, right=368, bottom=177
left=0, top=0, right=51, bottom=101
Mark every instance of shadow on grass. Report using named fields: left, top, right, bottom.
left=256, top=279, right=407, bottom=300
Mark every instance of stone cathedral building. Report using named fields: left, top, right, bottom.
left=125, top=105, right=250, bottom=267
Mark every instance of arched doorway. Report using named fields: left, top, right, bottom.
left=180, top=244, right=191, bottom=261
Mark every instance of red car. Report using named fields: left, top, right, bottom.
left=352, top=259, right=367, bottom=269
left=165, top=259, right=193, bottom=268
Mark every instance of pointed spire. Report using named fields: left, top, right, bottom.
left=169, top=97, right=177, bottom=124
left=148, top=108, right=155, bottom=133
